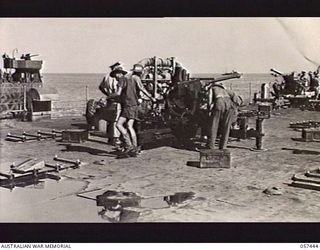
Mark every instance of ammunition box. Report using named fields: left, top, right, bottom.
left=32, top=100, right=51, bottom=112
left=29, top=111, right=51, bottom=122
left=199, top=149, right=231, bottom=168
left=289, top=97, right=309, bottom=108
left=29, top=100, right=52, bottom=121
left=62, top=129, right=88, bottom=143
left=302, top=128, right=320, bottom=142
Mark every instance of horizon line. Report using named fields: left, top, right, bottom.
left=41, top=72, right=273, bottom=74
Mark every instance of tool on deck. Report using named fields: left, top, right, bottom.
left=22, top=131, right=42, bottom=141
left=292, top=174, right=320, bottom=185
left=0, top=155, right=83, bottom=190
left=6, top=133, right=27, bottom=142
left=10, top=158, right=34, bottom=169
left=0, top=172, right=14, bottom=180
left=52, top=129, right=63, bottom=134
left=0, top=170, right=61, bottom=190
left=37, top=130, right=58, bottom=139
left=53, top=155, right=81, bottom=168
left=12, top=161, right=45, bottom=174
left=10, top=158, right=42, bottom=174
left=290, top=181, right=320, bottom=191
left=44, top=163, right=65, bottom=172
left=6, top=130, right=61, bottom=142
left=305, top=171, right=320, bottom=179
left=289, top=168, right=320, bottom=191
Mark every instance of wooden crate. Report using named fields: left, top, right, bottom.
left=32, top=100, right=51, bottom=112
left=199, top=149, right=231, bottom=168
left=30, top=111, right=51, bottom=121
left=302, top=128, right=320, bottom=142
left=289, top=96, right=309, bottom=108
left=62, top=129, right=89, bottom=143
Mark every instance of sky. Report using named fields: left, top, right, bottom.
left=1, top=18, right=320, bottom=74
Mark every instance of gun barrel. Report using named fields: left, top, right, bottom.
left=206, top=72, right=242, bottom=86
left=270, top=68, right=283, bottom=76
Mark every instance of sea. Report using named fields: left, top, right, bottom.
left=43, top=73, right=276, bottom=117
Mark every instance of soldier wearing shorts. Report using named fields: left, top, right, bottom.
left=111, top=64, right=155, bottom=157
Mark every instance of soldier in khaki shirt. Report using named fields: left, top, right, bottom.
left=99, top=62, right=124, bottom=145
left=207, top=83, right=242, bottom=149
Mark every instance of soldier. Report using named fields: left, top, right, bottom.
left=282, top=71, right=298, bottom=95
left=99, top=62, right=124, bottom=146
left=271, top=79, right=283, bottom=99
left=207, top=82, right=242, bottom=150
left=299, top=71, right=309, bottom=88
left=313, top=71, right=320, bottom=99
left=309, top=71, right=319, bottom=99
left=111, top=64, right=156, bottom=157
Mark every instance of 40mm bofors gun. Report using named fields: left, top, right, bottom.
left=270, top=68, right=307, bottom=96
left=0, top=51, right=58, bottom=120
left=88, top=56, right=269, bottom=149
left=162, top=70, right=243, bottom=147
left=271, top=68, right=297, bottom=95
left=268, top=68, right=320, bottom=108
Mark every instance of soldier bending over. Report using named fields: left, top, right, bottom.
left=208, top=82, right=242, bottom=149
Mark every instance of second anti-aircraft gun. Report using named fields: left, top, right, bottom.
left=265, top=68, right=320, bottom=108
left=270, top=68, right=307, bottom=96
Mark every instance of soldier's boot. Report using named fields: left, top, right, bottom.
left=115, top=133, right=136, bottom=159
left=122, top=133, right=133, bottom=152
left=128, top=133, right=138, bottom=157
left=112, top=137, right=122, bottom=146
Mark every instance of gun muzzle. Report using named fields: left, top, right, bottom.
left=270, top=68, right=283, bottom=76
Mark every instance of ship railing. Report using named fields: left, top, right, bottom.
left=48, top=85, right=88, bottom=118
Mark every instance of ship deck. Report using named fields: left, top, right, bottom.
left=1, top=108, right=320, bottom=222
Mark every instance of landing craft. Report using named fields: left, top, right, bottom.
left=0, top=50, right=58, bottom=120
